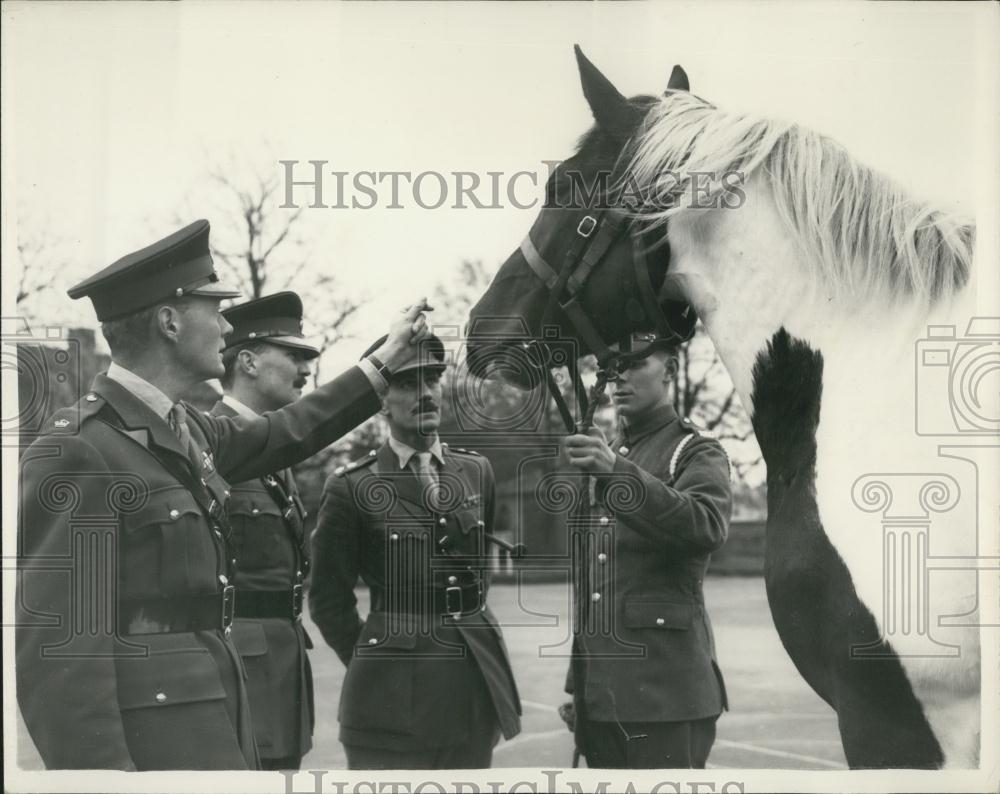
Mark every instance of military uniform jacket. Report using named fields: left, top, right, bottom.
left=309, top=442, right=522, bottom=751
left=569, top=404, right=732, bottom=723
left=210, top=400, right=313, bottom=761
left=17, top=366, right=379, bottom=770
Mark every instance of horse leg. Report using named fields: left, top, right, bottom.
left=834, top=671, right=945, bottom=769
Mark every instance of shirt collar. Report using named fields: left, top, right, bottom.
left=388, top=434, right=445, bottom=470
left=105, top=362, right=175, bottom=421
left=221, top=394, right=260, bottom=420
left=622, top=402, right=679, bottom=442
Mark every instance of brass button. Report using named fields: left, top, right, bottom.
left=619, top=445, right=629, bottom=455
left=438, top=517, right=447, bottom=526
left=591, top=592, right=601, bottom=602
left=214, top=529, right=222, bottom=538
left=224, top=490, right=230, bottom=498
left=219, top=575, right=228, bottom=585
left=168, top=509, right=180, bottom=520
left=599, top=516, right=610, bottom=527
left=476, top=520, right=485, bottom=527
left=250, top=508, right=260, bottom=516
left=656, top=618, right=666, bottom=627
left=597, top=553, right=608, bottom=564
left=390, top=533, right=399, bottom=541
left=448, top=575, right=458, bottom=585
left=367, top=638, right=378, bottom=645
left=155, top=692, right=167, bottom=704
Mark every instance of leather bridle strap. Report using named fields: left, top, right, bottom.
left=631, top=234, right=691, bottom=346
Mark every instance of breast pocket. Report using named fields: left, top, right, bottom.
left=122, top=487, right=217, bottom=596
left=229, top=496, right=284, bottom=570
left=448, top=507, right=487, bottom=556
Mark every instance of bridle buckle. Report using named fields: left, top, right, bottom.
left=576, top=215, right=598, bottom=238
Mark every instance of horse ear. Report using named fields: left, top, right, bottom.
left=574, top=44, right=629, bottom=132
left=667, top=64, right=690, bottom=93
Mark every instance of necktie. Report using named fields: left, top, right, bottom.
left=412, top=451, right=442, bottom=512
left=168, top=402, right=204, bottom=477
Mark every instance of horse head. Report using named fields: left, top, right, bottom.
left=466, top=46, right=695, bottom=389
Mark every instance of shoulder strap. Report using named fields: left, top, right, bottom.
left=259, top=470, right=310, bottom=574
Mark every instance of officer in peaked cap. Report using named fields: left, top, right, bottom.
left=17, top=219, right=432, bottom=771
left=309, top=333, right=523, bottom=769
left=559, top=330, right=732, bottom=769
left=67, top=219, right=241, bottom=320
left=211, top=292, right=319, bottom=770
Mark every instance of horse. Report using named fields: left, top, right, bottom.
left=466, top=47, right=991, bottom=769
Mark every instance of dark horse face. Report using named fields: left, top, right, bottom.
left=466, top=46, right=692, bottom=388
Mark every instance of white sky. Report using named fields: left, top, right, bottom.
left=2, top=1, right=997, bottom=374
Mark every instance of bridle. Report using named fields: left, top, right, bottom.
left=519, top=205, right=695, bottom=434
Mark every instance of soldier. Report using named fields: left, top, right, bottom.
left=309, top=334, right=521, bottom=769
left=16, top=219, right=430, bottom=770
left=212, top=291, right=319, bottom=770
left=559, top=331, right=732, bottom=769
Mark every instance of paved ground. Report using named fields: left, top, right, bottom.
left=308, top=576, right=848, bottom=770
left=16, top=577, right=848, bottom=770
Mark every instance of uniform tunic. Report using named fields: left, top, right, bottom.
left=211, top=397, right=313, bottom=764
left=309, top=442, right=521, bottom=760
left=17, top=364, right=380, bottom=770
left=569, top=404, right=731, bottom=725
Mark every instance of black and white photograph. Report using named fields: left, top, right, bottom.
left=3, top=2, right=998, bottom=793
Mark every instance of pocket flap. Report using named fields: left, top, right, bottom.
left=229, top=498, right=283, bottom=519
left=230, top=619, right=269, bottom=657
left=356, top=613, right=419, bottom=649
left=454, top=508, right=483, bottom=535
left=117, top=648, right=227, bottom=709
left=122, top=488, right=201, bottom=532
left=623, top=599, right=693, bottom=630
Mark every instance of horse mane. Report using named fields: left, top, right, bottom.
left=626, top=92, right=975, bottom=302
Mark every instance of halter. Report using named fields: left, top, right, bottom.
left=519, top=207, right=695, bottom=434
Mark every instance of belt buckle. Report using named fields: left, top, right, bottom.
left=221, top=585, right=236, bottom=634
left=444, top=585, right=463, bottom=618
left=291, top=584, right=304, bottom=620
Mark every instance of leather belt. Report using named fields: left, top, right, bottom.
left=234, top=585, right=304, bottom=621
left=120, top=586, right=236, bottom=636
left=378, top=581, right=484, bottom=618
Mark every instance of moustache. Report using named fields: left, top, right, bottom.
left=293, top=379, right=308, bottom=389
left=412, top=401, right=440, bottom=414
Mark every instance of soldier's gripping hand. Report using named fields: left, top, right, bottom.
left=375, top=298, right=434, bottom=372
left=562, top=426, right=615, bottom=474
left=558, top=701, right=577, bottom=733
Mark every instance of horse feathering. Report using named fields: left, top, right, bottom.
left=626, top=92, right=975, bottom=304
